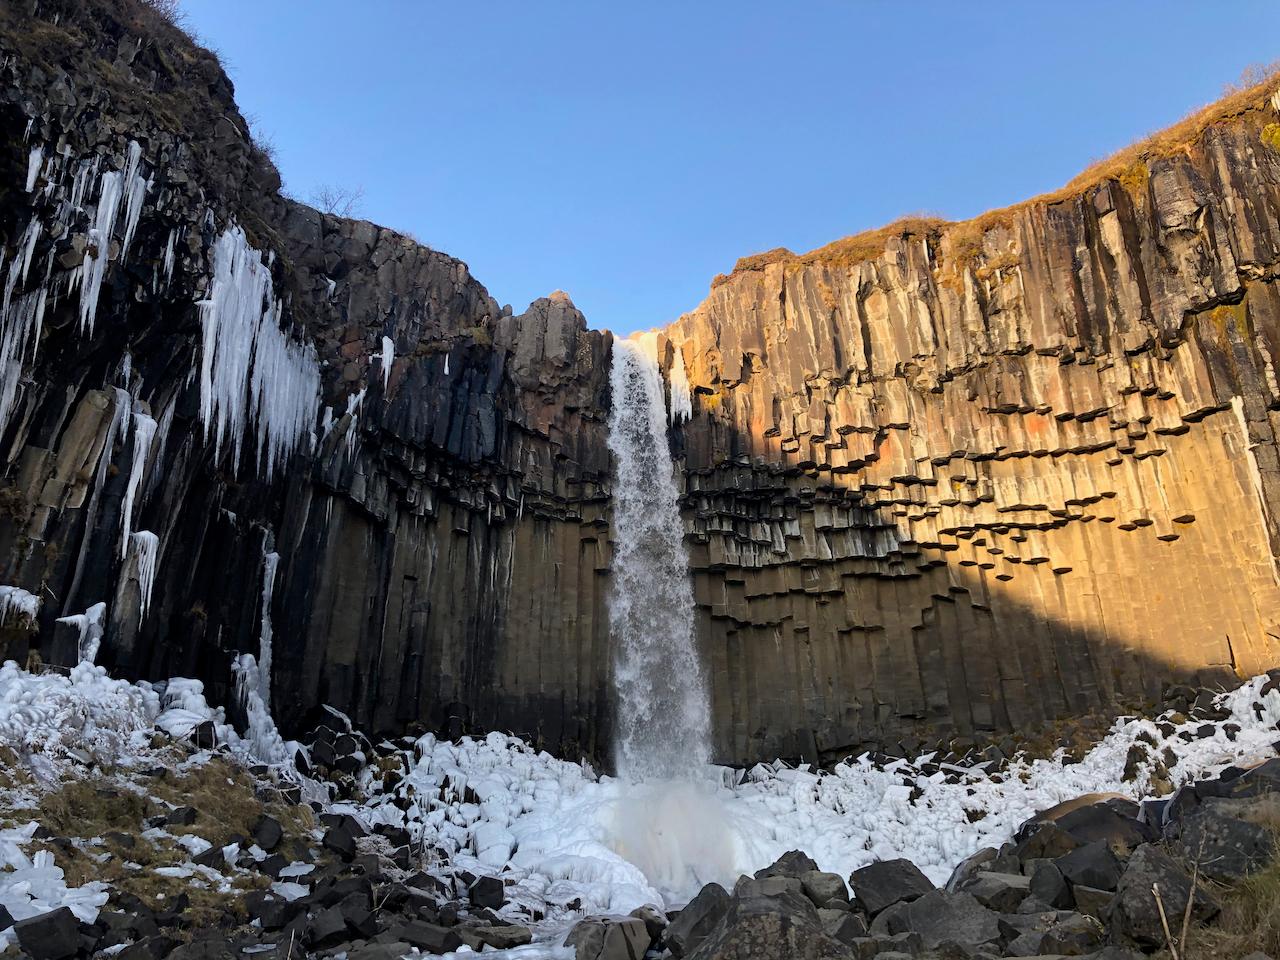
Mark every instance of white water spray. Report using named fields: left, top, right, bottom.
left=607, top=335, right=711, bottom=779
left=605, top=334, right=732, bottom=899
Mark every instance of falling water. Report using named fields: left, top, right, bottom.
left=607, top=335, right=712, bottom=780
left=605, top=336, right=736, bottom=899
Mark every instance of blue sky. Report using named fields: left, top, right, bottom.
left=181, top=1, right=1280, bottom=334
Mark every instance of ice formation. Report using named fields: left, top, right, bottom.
left=607, top=337, right=711, bottom=780
left=358, top=674, right=1280, bottom=920
left=255, top=547, right=279, bottom=710
left=120, top=409, right=156, bottom=557
left=667, top=341, right=693, bottom=424
left=130, top=531, right=159, bottom=620
left=77, top=140, right=148, bottom=335
left=379, top=335, right=394, bottom=390
left=56, top=602, right=107, bottom=664
left=198, top=225, right=321, bottom=480
left=0, top=586, right=39, bottom=627
left=0, top=218, right=50, bottom=437
left=24, top=145, right=41, bottom=193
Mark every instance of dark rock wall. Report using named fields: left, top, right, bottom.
left=0, top=0, right=615, bottom=758
left=1, top=0, right=1278, bottom=767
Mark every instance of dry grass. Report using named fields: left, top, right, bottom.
left=723, top=66, right=1280, bottom=284
left=1156, top=798, right=1280, bottom=959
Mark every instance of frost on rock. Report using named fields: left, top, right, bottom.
left=197, top=225, right=321, bottom=480
left=130, top=531, right=159, bottom=620
left=120, top=410, right=156, bottom=557
left=0, top=586, right=40, bottom=627
left=379, top=335, right=394, bottom=391
left=55, top=601, right=106, bottom=664
left=0, top=659, right=159, bottom=771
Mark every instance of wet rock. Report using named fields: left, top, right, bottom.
left=849, top=858, right=936, bottom=916
left=665, top=882, right=731, bottom=958
left=1107, top=844, right=1220, bottom=948
left=13, top=907, right=81, bottom=960
left=564, top=916, right=651, bottom=960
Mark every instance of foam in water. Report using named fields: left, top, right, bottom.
left=605, top=333, right=732, bottom=898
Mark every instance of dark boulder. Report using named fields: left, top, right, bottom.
left=14, top=907, right=81, bottom=960
left=1107, top=844, right=1220, bottom=948
left=665, top=882, right=731, bottom=958
left=848, top=858, right=935, bottom=916
left=753, top=850, right=819, bottom=880
left=1055, top=840, right=1123, bottom=891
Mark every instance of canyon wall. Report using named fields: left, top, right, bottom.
left=1, top=0, right=1278, bottom=766
left=663, top=116, right=1280, bottom=761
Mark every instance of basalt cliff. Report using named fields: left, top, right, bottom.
left=2, top=0, right=1279, bottom=767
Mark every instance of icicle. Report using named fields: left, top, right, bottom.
left=161, top=227, right=176, bottom=287
left=75, top=142, right=148, bottom=335
left=668, top=342, right=693, bottom=425
left=57, top=601, right=107, bottom=664
left=197, top=225, right=321, bottom=480
left=0, top=218, right=50, bottom=437
left=319, top=405, right=334, bottom=441
left=257, top=547, right=279, bottom=710
left=25, top=145, right=42, bottom=192
left=120, top=411, right=156, bottom=557
left=0, top=585, right=40, bottom=626
left=142, top=400, right=175, bottom=503
left=129, top=531, right=159, bottom=620
left=379, top=335, right=394, bottom=391
left=444, top=353, right=450, bottom=376
left=119, top=141, right=149, bottom=258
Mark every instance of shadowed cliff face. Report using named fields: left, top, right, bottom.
left=0, top=0, right=1277, bottom=767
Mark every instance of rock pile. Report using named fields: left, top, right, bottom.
left=561, top=761, right=1280, bottom=960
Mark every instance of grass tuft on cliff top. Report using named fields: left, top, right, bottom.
left=723, top=64, right=1280, bottom=284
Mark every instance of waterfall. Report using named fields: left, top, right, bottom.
left=606, top=334, right=712, bottom=780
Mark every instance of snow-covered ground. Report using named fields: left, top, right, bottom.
left=356, top=674, right=1280, bottom=929
left=1, top=658, right=1278, bottom=952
